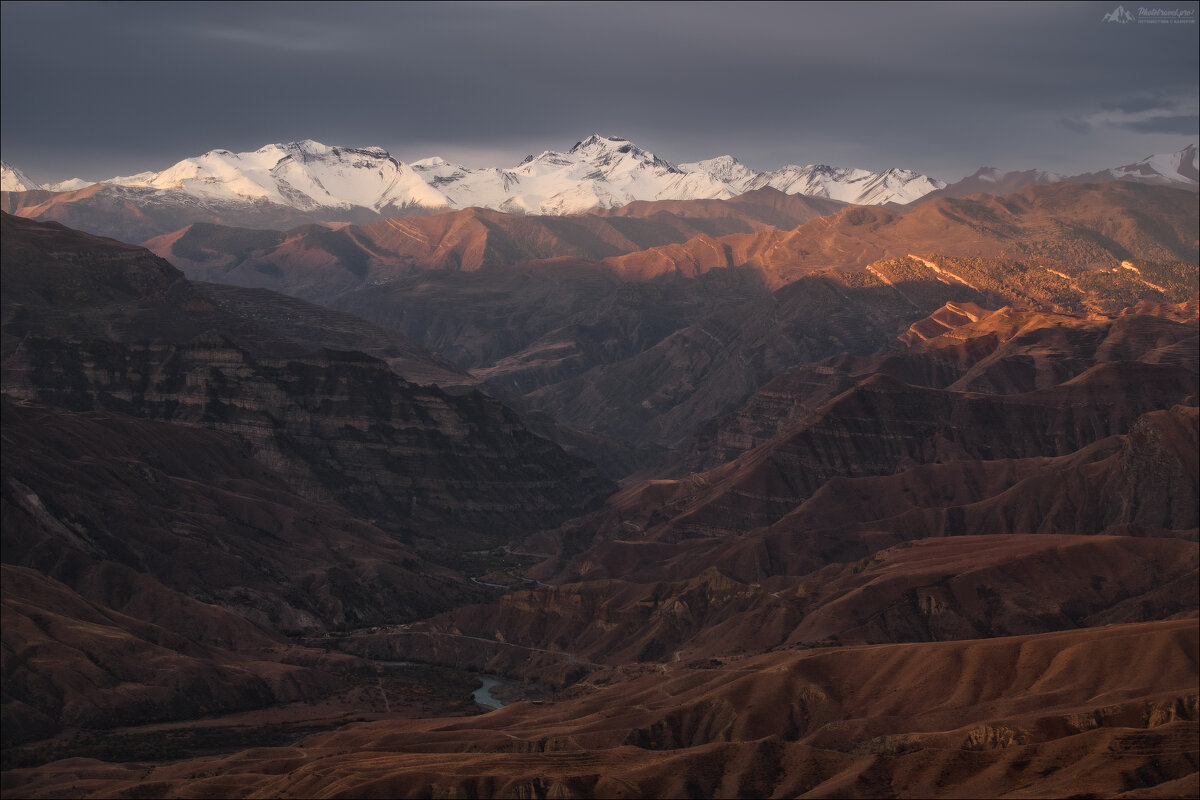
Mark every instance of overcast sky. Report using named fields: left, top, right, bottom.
left=2, top=1, right=1197, bottom=183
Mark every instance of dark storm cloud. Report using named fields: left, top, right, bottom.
left=1059, top=117, right=1095, bottom=135
left=2, top=1, right=1197, bottom=183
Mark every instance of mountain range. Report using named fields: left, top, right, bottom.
left=8, top=206, right=1191, bottom=792
left=1, top=129, right=1197, bottom=799
left=2, top=135, right=940, bottom=215
left=5, top=137, right=1196, bottom=225
left=924, top=143, right=1199, bottom=200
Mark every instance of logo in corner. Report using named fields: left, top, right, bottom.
left=1102, top=5, right=1136, bottom=22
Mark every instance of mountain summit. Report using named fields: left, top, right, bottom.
left=1110, top=143, right=1199, bottom=186
left=1, top=161, right=41, bottom=192
left=105, top=140, right=451, bottom=212
left=413, top=134, right=735, bottom=214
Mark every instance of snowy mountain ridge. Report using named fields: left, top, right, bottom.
left=411, top=134, right=737, bottom=214
left=6, top=138, right=1196, bottom=217
left=105, top=140, right=450, bottom=212
left=7, top=135, right=941, bottom=214
left=1, top=161, right=43, bottom=192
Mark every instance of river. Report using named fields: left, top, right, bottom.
left=472, top=674, right=505, bottom=709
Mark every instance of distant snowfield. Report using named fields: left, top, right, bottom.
left=2, top=135, right=944, bottom=214
left=4, top=138, right=1196, bottom=217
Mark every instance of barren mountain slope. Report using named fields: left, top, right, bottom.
left=1, top=213, right=613, bottom=553
left=603, top=182, right=1198, bottom=286
left=6, top=620, right=1195, bottom=799
left=526, top=254, right=1196, bottom=450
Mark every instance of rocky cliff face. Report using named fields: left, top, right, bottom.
left=1, top=398, right=485, bottom=632
left=523, top=255, right=1197, bottom=453
left=0, top=212, right=617, bottom=748
left=3, top=339, right=608, bottom=549
left=679, top=302, right=1200, bottom=472
left=1, top=213, right=613, bottom=555
left=362, top=303, right=1198, bottom=683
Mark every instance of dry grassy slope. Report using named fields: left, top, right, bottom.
left=5, top=620, right=1194, bottom=798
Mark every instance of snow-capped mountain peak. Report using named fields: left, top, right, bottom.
left=520, top=134, right=676, bottom=176
left=1112, top=144, right=1198, bottom=186
left=3, top=136, right=952, bottom=213
left=411, top=156, right=453, bottom=169
left=408, top=133, right=734, bottom=215
left=568, top=134, right=643, bottom=158
left=3, top=161, right=97, bottom=193
left=678, top=155, right=759, bottom=193
left=105, top=140, right=451, bottom=212
left=9, top=138, right=1195, bottom=220
left=1, top=161, right=42, bottom=192
left=681, top=157, right=947, bottom=205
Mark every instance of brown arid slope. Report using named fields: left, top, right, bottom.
left=596, top=186, right=845, bottom=230
left=0, top=397, right=490, bottom=748
left=354, top=533, right=1197, bottom=672
left=525, top=256, right=1196, bottom=451
left=0, top=213, right=469, bottom=387
left=129, top=185, right=1197, bottom=466
left=602, top=182, right=1199, bottom=286
left=0, top=214, right=615, bottom=755
left=563, top=326, right=1196, bottom=544
left=2, top=206, right=1197, bottom=797
left=544, top=404, right=1199, bottom=593
left=4, top=620, right=1195, bottom=798
left=679, top=300, right=1200, bottom=472
left=137, top=183, right=1198, bottom=296
left=193, top=282, right=473, bottom=388
left=141, top=188, right=840, bottom=302
left=359, top=304, right=1199, bottom=688
left=1, top=565, right=345, bottom=747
